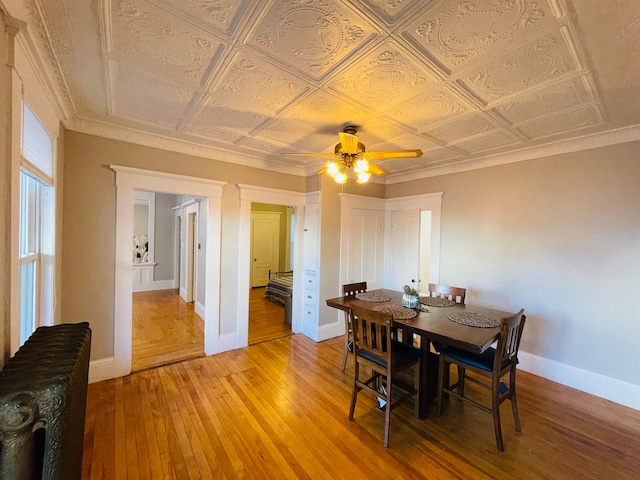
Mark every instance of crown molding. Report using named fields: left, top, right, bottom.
left=384, top=124, right=640, bottom=184
left=67, top=117, right=307, bottom=177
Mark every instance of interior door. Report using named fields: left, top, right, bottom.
left=388, top=208, right=420, bottom=291
left=251, top=212, right=280, bottom=287
left=341, top=208, right=385, bottom=289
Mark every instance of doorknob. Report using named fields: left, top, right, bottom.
left=254, top=258, right=257, bottom=261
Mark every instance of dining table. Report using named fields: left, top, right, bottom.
left=326, top=288, right=512, bottom=419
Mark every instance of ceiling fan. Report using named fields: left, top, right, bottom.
left=285, top=126, right=423, bottom=184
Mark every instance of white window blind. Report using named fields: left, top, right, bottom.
left=22, top=103, right=53, bottom=179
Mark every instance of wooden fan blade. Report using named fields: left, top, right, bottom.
left=338, top=131, right=359, bottom=154
left=283, top=153, right=339, bottom=158
left=367, top=162, right=386, bottom=175
left=362, top=149, right=423, bottom=160
left=314, top=166, right=328, bottom=175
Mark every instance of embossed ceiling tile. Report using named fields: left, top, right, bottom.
left=460, top=33, right=579, bottom=103
left=451, top=130, right=521, bottom=154
left=401, top=0, right=557, bottom=72
left=369, top=132, right=436, bottom=152
left=254, top=119, right=320, bottom=147
left=359, top=118, right=410, bottom=145
left=155, top=0, right=250, bottom=37
left=516, top=106, right=603, bottom=139
left=246, top=0, right=379, bottom=80
left=358, top=0, right=424, bottom=27
left=236, top=137, right=290, bottom=155
left=423, top=113, right=499, bottom=143
left=210, top=53, right=308, bottom=116
left=110, top=0, right=224, bottom=85
left=185, top=126, right=245, bottom=145
left=421, top=146, right=464, bottom=163
left=114, top=64, right=195, bottom=127
left=327, top=40, right=439, bottom=111
left=284, top=90, right=373, bottom=128
left=384, top=86, right=474, bottom=131
left=189, top=97, right=271, bottom=136
left=494, top=76, right=594, bottom=124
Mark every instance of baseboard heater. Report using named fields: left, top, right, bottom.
left=0, top=322, right=92, bottom=480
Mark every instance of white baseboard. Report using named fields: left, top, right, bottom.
left=316, top=321, right=343, bottom=342
left=195, top=300, right=205, bottom=319
left=89, top=356, right=116, bottom=384
left=133, top=279, right=176, bottom=293
left=518, top=351, right=640, bottom=411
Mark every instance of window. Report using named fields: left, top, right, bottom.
left=18, top=103, right=55, bottom=345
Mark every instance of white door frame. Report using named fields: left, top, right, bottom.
left=110, top=166, right=226, bottom=379
left=384, top=193, right=443, bottom=289
left=234, top=184, right=307, bottom=350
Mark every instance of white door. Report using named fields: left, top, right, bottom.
left=251, top=212, right=280, bottom=287
left=341, top=208, right=385, bottom=289
left=388, top=208, right=420, bottom=291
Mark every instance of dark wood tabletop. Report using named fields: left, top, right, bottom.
left=326, top=288, right=511, bottom=354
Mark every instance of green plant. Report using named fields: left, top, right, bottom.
left=403, top=284, right=419, bottom=297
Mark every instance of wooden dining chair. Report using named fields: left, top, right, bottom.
left=427, top=283, right=466, bottom=304
left=340, top=282, right=367, bottom=371
left=349, top=305, right=421, bottom=447
left=436, top=309, right=526, bottom=451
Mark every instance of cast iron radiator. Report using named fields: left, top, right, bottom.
left=0, top=322, right=91, bottom=480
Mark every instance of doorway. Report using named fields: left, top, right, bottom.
left=111, top=166, right=226, bottom=380
left=131, top=193, right=206, bottom=372
left=248, top=203, right=293, bottom=345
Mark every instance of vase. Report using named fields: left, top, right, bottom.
left=402, top=293, right=419, bottom=309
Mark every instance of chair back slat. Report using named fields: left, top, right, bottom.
left=495, top=309, right=526, bottom=368
left=428, top=283, right=466, bottom=304
left=343, top=282, right=367, bottom=298
left=351, top=306, right=392, bottom=363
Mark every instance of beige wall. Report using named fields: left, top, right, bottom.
left=387, top=143, right=640, bottom=387
left=62, top=131, right=306, bottom=359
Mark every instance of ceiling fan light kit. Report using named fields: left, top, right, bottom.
left=286, top=126, right=423, bottom=185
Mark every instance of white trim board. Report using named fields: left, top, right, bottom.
left=234, top=184, right=309, bottom=350
left=518, top=351, right=640, bottom=411
left=111, top=165, right=226, bottom=378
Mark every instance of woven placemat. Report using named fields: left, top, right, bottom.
left=371, top=303, right=418, bottom=320
left=355, top=292, right=391, bottom=302
left=447, top=312, right=499, bottom=328
left=420, top=296, right=456, bottom=307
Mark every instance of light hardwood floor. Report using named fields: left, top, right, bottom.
left=83, top=334, right=640, bottom=479
left=132, top=290, right=205, bottom=371
left=248, top=287, right=292, bottom=345
left=132, top=288, right=291, bottom=371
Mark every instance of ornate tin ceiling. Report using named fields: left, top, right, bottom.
left=11, top=0, right=640, bottom=182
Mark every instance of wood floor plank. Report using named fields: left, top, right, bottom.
left=84, top=334, right=640, bottom=479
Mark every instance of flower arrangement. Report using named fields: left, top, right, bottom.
left=133, top=235, right=148, bottom=262
left=403, top=284, right=419, bottom=297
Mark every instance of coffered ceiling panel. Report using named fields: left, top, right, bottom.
left=516, top=105, right=603, bottom=139
left=459, top=32, right=580, bottom=104
left=113, top=63, right=195, bottom=127
left=14, top=0, right=640, bottom=182
left=108, top=0, right=224, bottom=85
left=385, top=86, right=476, bottom=131
left=400, top=0, right=559, bottom=73
left=206, top=52, right=309, bottom=115
left=245, top=0, right=379, bottom=80
left=493, top=76, right=595, bottom=124
left=327, top=41, right=439, bottom=111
